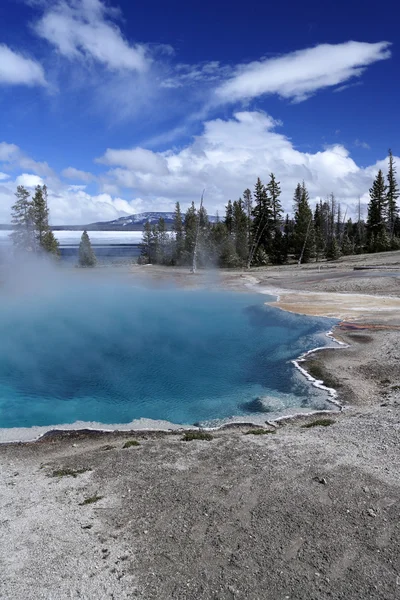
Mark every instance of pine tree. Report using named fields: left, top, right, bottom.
left=367, top=170, right=388, bottom=252
left=10, top=185, right=35, bottom=251
left=78, top=230, right=96, bottom=267
left=140, top=221, right=153, bottom=263
left=341, top=221, right=354, bottom=256
left=31, top=185, right=50, bottom=249
left=156, top=217, right=170, bottom=265
left=224, top=200, right=234, bottom=235
left=42, top=230, right=60, bottom=258
left=250, top=178, right=273, bottom=265
left=232, top=199, right=248, bottom=264
left=266, top=173, right=284, bottom=264
left=283, top=214, right=294, bottom=260
left=266, top=173, right=283, bottom=227
left=197, top=204, right=211, bottom=266
left=386, top=149, right=399, bottom=241
left=314, top=202, right=325, bottom=261
left=172, top=201, right=184, bottom=264
left=183, top=202, right=197, bottom=265
left=326, top=236, right=340, bottom=260
left=293, top=182, right=315, bottom=263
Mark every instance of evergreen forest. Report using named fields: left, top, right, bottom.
left=140, top=150, right=400, bottom=267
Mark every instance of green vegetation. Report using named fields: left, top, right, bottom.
left=140, top=152, right=400, bottom=267
left=78, top=230, right=97, bottom=267
left=302, top=418, right=336, bottom=428
left=245, top=428, right=277, bottom=435
left=51, top=467, right=91, bottom=478
left=79, top=494, right=103, bottom=505
left=181, top=431, right=213, bottom=441
left=10, top=184, right=60, bottom=258
left=122, top=440, right=140, bottom=448
left=305, top=360, right=340, bottom=390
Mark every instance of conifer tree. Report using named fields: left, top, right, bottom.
left=266, top=173, right=283, bottom=226
left=183, top=202, right=197, bottom=264
left=42, top=230, right=60, bottom=258
left=140, top=221, right=153, bottom=263
left=224, top=200, right=234, bottom=235
left=367, top=170, right=388, bottom=252
left=386, top=149, right=399, bottom=240
left=78, top=230, right=96, bottom=267
left=250, top=178, right=273, bottom=265
left=293, top=182, right=315, bottom=263
left=314, top=202, right=325, bottom=261
left=31, top=185, right=50, bottom=249
left=10, top=185, right=35, bottom=251
left=172, top=201, right=184, bottom=264
left=283, top=214, right=294, bottom=260
left=341, top=220, right=355, bottom=256
left=156, top=217, right=170, bottom=265
left=197, top=204, right=211, bottom=266
left=232, top=199, right=248, bottom=263
left=266, top=173, right=284, bottom=264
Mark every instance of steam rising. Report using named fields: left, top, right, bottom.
left=0, top=255, right=337, bottom=431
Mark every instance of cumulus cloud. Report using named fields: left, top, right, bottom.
left=0, top=173, right=10, bottom=181
left=97, top=147, right=169, bottom=175
left=0, top=112, right=396, bottom=224
left=62, top=166, right=95, bottom=182
left=15, top=174, right=45, bottom=188
left=0, top=142, right=20, bottom=162
left=97, top=111, right=392, bottom=218
left=33, top=0, right=149, bottom=72
left=215, top=41, right=391, bottom=103
left=0, top=44, right=46, bottom=86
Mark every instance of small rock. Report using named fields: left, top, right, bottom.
left=367, top=508, right=377, bottom=518
left=313, top=476, right=327, bottom=485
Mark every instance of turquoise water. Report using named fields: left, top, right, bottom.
left=0, top=276, right=338, bottom=430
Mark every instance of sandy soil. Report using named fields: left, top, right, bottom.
left=1, top=250, right=400, bottom=599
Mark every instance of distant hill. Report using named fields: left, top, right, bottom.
left=85, top=212, right=178, bottom=230
left=84, top=212, right=218, bottom=231
left=0, top=211, right=218, bottom=232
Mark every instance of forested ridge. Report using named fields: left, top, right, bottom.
left=140, top=150, right=400, bottom=268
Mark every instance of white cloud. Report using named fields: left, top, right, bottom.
left=0, top=142, right=20, bottom=162
left=98, top=147, right=169, bottom=176
left=354, top=139, right=371, bottom=150
left=0, top=113, right=396, bottom=225
left=62, top=166, right=95, bottom=182
left=0, top=44, right=46, bottom=86
left=0, top=172, right=10, bottom=181
left=33, top=0, right=149, bottom=72
left=15, top=174, right=44, bottom=188
left=97, top=111, right=393, bottom=218
left=215, top=41, right=391, bottom=103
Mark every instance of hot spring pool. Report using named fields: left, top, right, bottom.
left=0, top=275, right=339, bottom=434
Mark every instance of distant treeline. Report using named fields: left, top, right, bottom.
left=140, top=150, right=400, bottom=267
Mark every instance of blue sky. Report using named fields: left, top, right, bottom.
left=0, top=0, right=398, bottom=224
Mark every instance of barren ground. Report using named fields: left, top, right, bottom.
left=1, top=250, right=400, bottom=600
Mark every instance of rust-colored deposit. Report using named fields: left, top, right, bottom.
left=338, top=322, right=400, bottom=331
